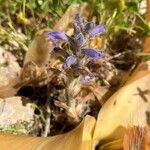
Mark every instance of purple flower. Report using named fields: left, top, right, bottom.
left=74, top=14, right=105, bottom=38
left=88, top=25, right=105, bottom=37
left=48, top=31, right=68, bottom=49
left=80, top=73, right=95, bottom=84
left=47, top=14, right=107, bottom=86
left=48, top=31, right=68, bottom=41
left=83, top=48, right=105, bottom=60
left=63, top=55, right=77, bottom=69
left=48, top=14, right=106, bottom=71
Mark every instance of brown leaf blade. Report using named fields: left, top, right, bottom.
left=0, top=116, right=95, bottom=150
left=92, top=61, right=150, bottom=149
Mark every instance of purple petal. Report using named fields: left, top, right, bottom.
left=80, top=74, right=95, bottom=84
left=48, top=31, right=68, bottom=41
left=83, top=48, right=105, bottom=60
left=63, top=56, right=77, bottom=69
left=75, top=33, right=84, bottom=45
left=88, top=25, right=105, bottom=37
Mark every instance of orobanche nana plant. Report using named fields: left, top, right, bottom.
left=47, top=14, right=118, bottom=124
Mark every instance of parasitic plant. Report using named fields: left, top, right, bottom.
left=47, top=14, right=117, bottom=123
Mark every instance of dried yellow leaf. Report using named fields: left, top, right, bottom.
left=0, top=116, right=95, bottom=150
left=92, top=61, right=150, bottom=149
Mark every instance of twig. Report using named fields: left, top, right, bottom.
left=41, top=86, right=51, bottom=137
left=106, top=51, right=127, bottom=61
left=42, top=102, right=51, bottom=137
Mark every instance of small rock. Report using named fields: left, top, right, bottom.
left=0, top=96, right=34, bottom=128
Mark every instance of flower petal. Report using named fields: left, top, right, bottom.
left=88, top=25, right=105, bottom=37
left=83, top=48, right=105, bottom=60
left=48, top=31, right=68, bottom=41
left=63, top=55, right=77, bottom=69
left=80, top=74, right=95, bottom=84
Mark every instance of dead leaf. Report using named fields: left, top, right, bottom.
left=123, top=126, right=145, bottom=150
left=92, top=61, right=150, bottom=149
left=23, top=31, right=51, bottom=67
left=0, top=115, right=95, bottom=150
left=0, top=25, right=6, bottom=35
left=89, top=37, right=102, bottom=49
